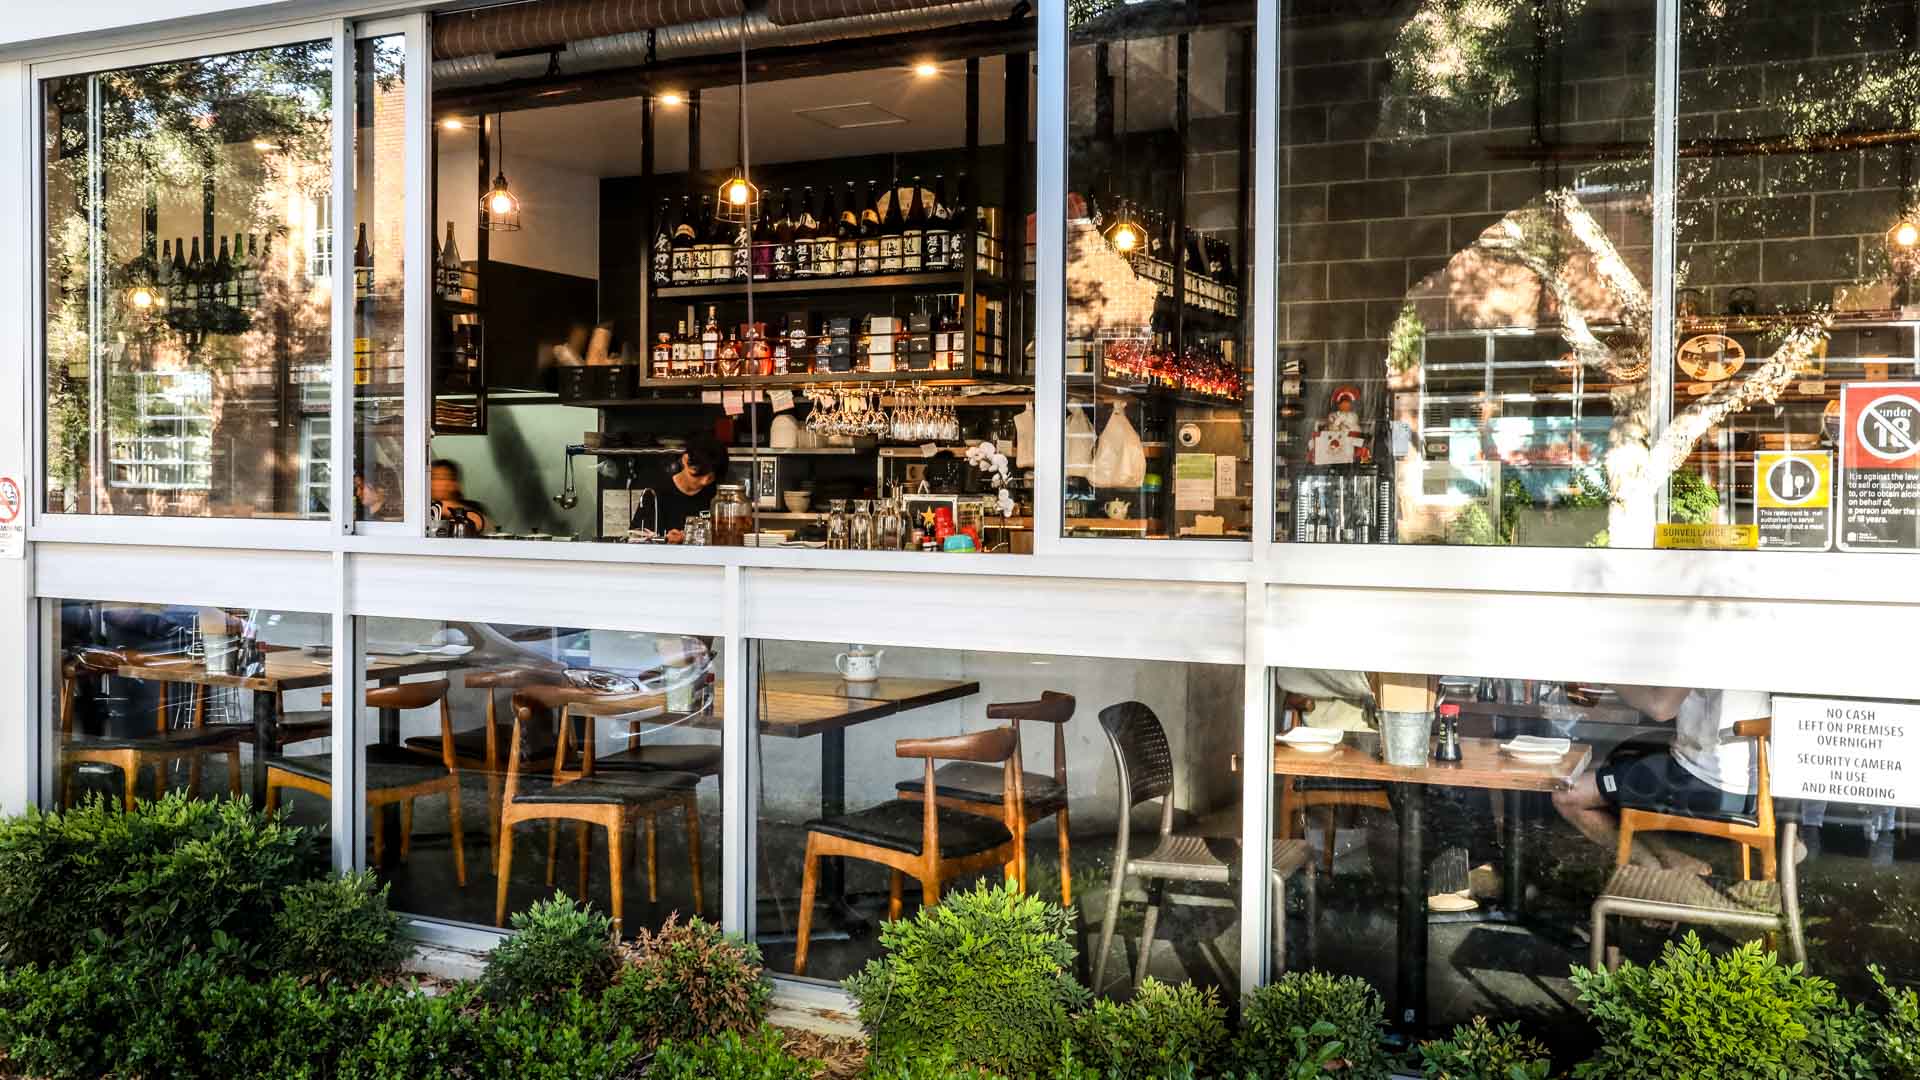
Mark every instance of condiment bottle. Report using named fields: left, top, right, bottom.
left=1435, top=703, right=1463, bottom=763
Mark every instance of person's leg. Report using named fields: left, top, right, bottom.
left=1552, top=772, right=1659, bottom=868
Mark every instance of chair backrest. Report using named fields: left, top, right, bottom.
left=1097, top=701, right=1175, bottom=816
left=988, top=691, right=1076, bottom=783
left=896, top=726, right=1019, bottom=764
left=365, top=678, right=451, bottom=712
left=464, top=665, right=566, bottom=691
left=1735, top=717, right=1774, bottom=829
left=897, top=726, right=1023, bottom=864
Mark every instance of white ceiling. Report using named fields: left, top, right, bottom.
left=450, top=56, right=1029, bottom=180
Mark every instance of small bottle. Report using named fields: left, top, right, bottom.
left=1435, top=703, right=1463, bottom=763
left=652, top=332, right=672, bottom=380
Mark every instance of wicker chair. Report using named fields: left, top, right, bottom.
left=1092, top=701, right=1314, bottom=993
left=1590, top=819, right=1804, bottom=970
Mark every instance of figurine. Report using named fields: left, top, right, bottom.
left=1309, top=385, right=1363, bottom=466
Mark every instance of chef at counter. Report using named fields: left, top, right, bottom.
left=631, top=436, right=724, bottom=543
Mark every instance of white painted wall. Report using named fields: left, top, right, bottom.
left=435, top=134, right=601, bottom=282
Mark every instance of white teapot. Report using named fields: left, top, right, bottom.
left=835, top=644, right=885, bottom=683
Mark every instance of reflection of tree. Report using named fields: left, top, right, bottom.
left=43, top=43, right=332, bottom=514
left=1381, top=0, right=1857, bottom=546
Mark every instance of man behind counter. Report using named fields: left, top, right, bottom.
left=632, top=436, right=723, bottom=543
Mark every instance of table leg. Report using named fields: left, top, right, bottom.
left=1394, top=783, right=1427, bottom=1032
left=376, top=705, right=401, bottom=869
left=1503, top=789, right=1525, bottom=916
left=251, top=688, right=278, bottom=810
left=821, top=729, right=847, bottom=909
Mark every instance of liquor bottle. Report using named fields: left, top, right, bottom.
left=879, top=177, right=905, bottom=272
left=773, top=189, right=797, bottom=281
left=791, top=186, right=816, bottom=278
left=156, top=239, right=174, bottom=289
left=1312, top=493, right=1331, bottom=543
left=937, top=295, right=962, bottom=370
left=1185, top=226, right=1207, bottom=276
left=858, top=180, right=882, bottom=275
left=651, top=198, right=675, bottom=287
left=671, top=196, right=697, bottom=284
left=718, top=331, right=741, bottom=377
left=652, top=330, right=672, bottom=380
left=703, top=195, right=730, bottom=283
left=948, top=174, right=973, bottom=271
left=924, top=175, right=952, bottom=271
left=439, top=221, right=462, bottom=299
left=903, top=176, right=928, bottom=273
left=836, top=182, right=861, bottom=278
left=702, top=306, right=721, bottom=375
left=750, top=191, right=774, bottom=282
left=186, top=237, right=203, bottom=304
left=231, top=233, right=247, bottom=302
left=731, top=205, right=753, bottom=284
left=350, top=224, right=369, bottom=302
left=671, top=319, right=691, bottom=377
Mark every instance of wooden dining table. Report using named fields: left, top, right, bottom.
left=115, top=646, right=470, bottom=811
left=1260, top=734, right=1592, bottom=1031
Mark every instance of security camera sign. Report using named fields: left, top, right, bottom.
left=1840, top=384, right=1920, bottom=551
left=1775, top=696, right=1920, bottom=808
left=0, top=476, right=20, bottom=560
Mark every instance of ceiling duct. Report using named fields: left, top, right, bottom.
left=433, top=0, right=747, bottom=61
left=763, top=0, right=957, bottom=24
left=433, top=0, right=1025, bottom=88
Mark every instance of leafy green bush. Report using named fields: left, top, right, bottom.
left=647, top=1028, right=815, bottom=1080
left=1418, top=1018, right=1552, bottom=1079
left=606, top=913, right=770, bottom=1049
left=0, top=794, right=321, bottom=968
left=861, top=1043, right=1012, bottom=1079
left=1234, top=971, right=1391, bottom=1080
left=1571, top=934, right=1876, bottom=1080
left=272, top=869, right=409, bottom=984
left=481, top=894, right=618, bottom=1004
left=1072, top=977, right=1229, bottom=1079
left=1873, top=966, right=1920, bottom=1079
left=470, top=987, right=646, bottom=1080
left=844, top=881, right=1090, bottom=1078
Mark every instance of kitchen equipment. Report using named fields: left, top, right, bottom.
left=1104, top=498, right=1130, bottom=520
left=825, top=500, right=850, bottom=549
left=684, top=511, right=712, bottom=546
left=834, top=645, right=884, bottom=682
left=875, top=493, right=906, bottom=550
left=554, top=449, right=579, bottom=510
left=711, top=484, right=750, bottom=546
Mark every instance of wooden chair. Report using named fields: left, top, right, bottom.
left=1276, top=695, right=1391, bottom=874
left=1616, top=718, right=1776, bottom=882
left=497, top=685, right=705, bottom=936
left=265, top=679, right=467, bottom=885
left=58, top=647, right=244, bottom=809
left=795, top=726, right=1028, bottom=976
left=1093, top=701, right=1314, bottom=992
left=1592, top=819, right=1804, bottom=971
left=404, top=665, right=566, bottom=866
left=894, top=691, right=1077, bottom=904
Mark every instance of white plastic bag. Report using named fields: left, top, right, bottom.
left=1065, top=406, right=1097, bottom=478
left=1091, top=406, right=1146, bottom=488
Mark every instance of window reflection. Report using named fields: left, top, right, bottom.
left=43, top=41, right=335, bottom=519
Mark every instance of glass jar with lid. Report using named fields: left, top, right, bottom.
left=684, top=511, right=711, bottom=546
left=711, top=484, right=750, bottom=546
left=850, top=499, right=875, bottom=550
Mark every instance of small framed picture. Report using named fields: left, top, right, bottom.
left=752, top=457, right=780, bottom=509
left=901, top=493, right=960, bottom=538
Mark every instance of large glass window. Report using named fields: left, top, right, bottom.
left=48, top=599, right=332, bottom=841
left=1270, top=665, right=1919, bottom=1047
left=1066, top=2, right=1255, bottom=542
left=356, top=617, right=722, bottom=938
left=751, top=641, right=1252, bottom=998
left=353, top=35, right=407, bottom=524
left=42, top=40, right=335, bottom=519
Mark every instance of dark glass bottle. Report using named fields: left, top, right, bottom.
left=858, top=180, right=882, bottom=275
left=879, top=177, right=905, bottom=273
left=791, top=186, right=815, bottom=278
left=837, top=182, right=861, bottom=277
left=651, top=198, right=675, bottom=287
left=773, top=189, right=796, bottom=280
left=925, top=174, right=952, bottom=270
left=903, top=176, right=928, bottom=273
left=671, top=195, right=697, bottom=284
left=751, top=191, right=775, bottom=282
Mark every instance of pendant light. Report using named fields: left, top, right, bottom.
left=481, top=112, right=522, bottom=232
left=715, top=21, right=759, bottom=225
left=1103, top=40, right=1145, bottom=257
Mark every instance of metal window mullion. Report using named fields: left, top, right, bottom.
left=329, top=21, right=357, bottom=538
left=1240, top=0, right=1282, bottom=997
left=329, top=550, right=363, bottom=870
left=721, top=564, right=751, bottom=935
left=1032, top=1, right=1067, bottom=554
left=401, top=14, right=430, bottom=537
left=1649, top=0, right=1680, bottom=523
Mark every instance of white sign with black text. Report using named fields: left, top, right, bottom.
left=1773, top=696, right=1920, bottom=808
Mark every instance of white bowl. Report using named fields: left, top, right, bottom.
left=783, top=492, right=812, bottom=513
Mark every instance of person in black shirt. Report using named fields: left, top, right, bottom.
left=633, top=436, right=723, bottom=542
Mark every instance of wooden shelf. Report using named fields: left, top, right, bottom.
left=654, top=270, right=989, bottom=300
left=576, top=368, right=1013, bottom=401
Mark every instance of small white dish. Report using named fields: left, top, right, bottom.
left=1500, top=736, right=1570, bottom=758
left=1278, top=727, right=1344, bottom=754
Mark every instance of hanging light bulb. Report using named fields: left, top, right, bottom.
left=715, top=26, right=759, bottom=226
left=481, top=113, right=522, bottom=232
left=1104, top=200, right=1146, bottom=256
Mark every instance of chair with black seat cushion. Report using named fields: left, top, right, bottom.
left=266, top=679, right=467, bottom=885
left=1093, top=701, right=1315, bottom=993
left=497, top=685, right=705, bottom=935
left=58, top=647, right=245, bottom=809
left=894, top=691, right=1077, bottom=904
left=795, top=727, right=1027, bottom=976
left=1617, top=718, right=1777, bottom=882
left=405, top=666, right=566, bottom=867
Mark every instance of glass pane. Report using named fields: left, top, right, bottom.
left=1271, top=666, right=1919, bottom=1049
left=1067, top=4, right=1255, bottom=541
left=1275, top=3, right=1652, bottom=547
left=48, top=599, right=331, bottom=838
left=354, top=35, right=406, bottom=523
left=752, top=641, right=1245, bottom=998
left=358, top=617, right=722, bottom=937
left=426, top=16, right=1039, bottom=551
left=42, top=40, right=335, bottom=519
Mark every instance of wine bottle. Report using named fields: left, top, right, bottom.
left=751, top=191, right=775, bottom=282
left=925, top=174, right=952, bottom=271
left=836, top=182, right=861, bottom=278
left=731, top=202, right=753, bottom=284
left=350, top=223, right=370, bottom=301
left=651, top=199, right=675, bottom=287
left=948, top=174, right=973, bottom=272
left=774, top=189, right=797, bottom=281
left=702, top=306, right=721, bottom=373
left=671, top=196, right=696, bottom=284
left=903, top=176, right=928, bottom=273
left=792, top=186, right=816, bottom=278
left=879, top=177, right=905, bottom=273
left=439, top=221, right=461, bottom=299
left=858, top=180, right=882, bottom=275
left=186, top=237, right=203, bottom=304
left=699, top=195, right=726, bottom=283
left=157, top=240, right=174, bottom=288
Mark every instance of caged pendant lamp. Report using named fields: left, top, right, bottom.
left=715, top=19, right=759, bottom=225
left=481, top=112, right=522, bottom=232
left=1102, top=38, right=1145, bottom=257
